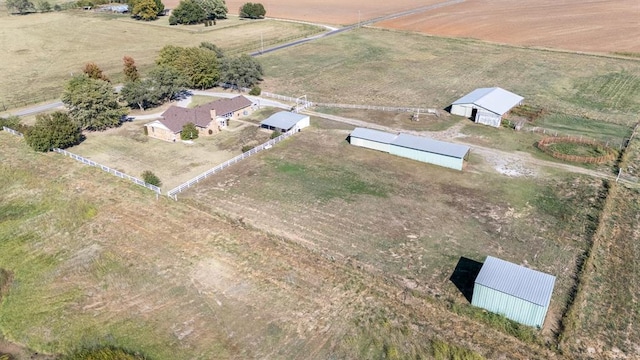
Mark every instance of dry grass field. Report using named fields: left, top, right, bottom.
left=0, top=9, right=322, bottom=107
left=1, top=130, right=567, bottom=359
left=376, top=0, right=640, bottom=54
left=258, top=28, right=640, bottom=125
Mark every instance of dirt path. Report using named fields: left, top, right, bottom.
left=303, top=109, right=628, bottom=182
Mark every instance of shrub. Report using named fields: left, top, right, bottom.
left=141, top=170, right=161, bottom=187
left=53, top=3, right=61, bottom=10
left=270, top=130, right=281, bottom=139
left=180, top=122, right=199, bottom=140
left=249, top=85, right=261, bottom=95
left=241, top=144, right=254, bottom=153
left=0, top=115, right=21, bottom=130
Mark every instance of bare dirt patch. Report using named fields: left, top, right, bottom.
left=376, top=0, right=640, bottom=53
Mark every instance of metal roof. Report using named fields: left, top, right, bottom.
left=391, top=133, right=470, bottom=159
left=452, top=87, right=524, bottom=115
left=475, top=256, right=556, bottom=307
left=350, top=127, right=398, bottom=144
left=260, top=112, right=308, bottom=129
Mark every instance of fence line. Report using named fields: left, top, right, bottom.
left=51, top=148, right=162, bottom=194
left=2, top=126, right=24, bottom=137
left=313, top=102, right=440, bottom=116
left=524, top=126, right=625, bottom=149
left=2, top=127, right=160, bottom=194
left=167, top=129, right=296, bottom=200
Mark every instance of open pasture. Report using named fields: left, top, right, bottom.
left=181, top=125, right=605, bottom=338
left=376, top=0, right=640, bottom=54
left=1, top=131, right=564, bottom=360
left=66, top=119, right=270, bottom=190
left=259, top=28, right=640, bottom=125
left=0, top=10, right=321, bottom=106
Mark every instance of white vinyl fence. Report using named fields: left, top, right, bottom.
left=168, top=129, right=295, bottom=200
left=2, top=126, right=23, bottom=137
left=51, top=148, right=162, bottom=194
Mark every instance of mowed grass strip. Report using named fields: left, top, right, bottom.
left=0, top=10, right=323, bottom=106
left=259, top=28, right=640, bottom=124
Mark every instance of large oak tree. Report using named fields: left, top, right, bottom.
left=62, top=75, right=126, bottom=131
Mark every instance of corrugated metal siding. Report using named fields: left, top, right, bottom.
left=451, top=104, right=473, bottom=117
left=351, top=137, right=391, bottom=153
left=388, top=146, right=464, bottom=170
left=475, top=110, right=501, bottom=127
left=472, top=284, right=548, bottom=327
left=350, top=128, right=397, bottom=144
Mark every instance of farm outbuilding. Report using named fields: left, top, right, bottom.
left=260, top=112, right=310, bottom=133
left=348, top=128, right=470, bottom=171
left=349, top=127, right=398, bottom=153
left=450, top=87, right=524, bottom=127
left=472, top=256, right=556, bottom=328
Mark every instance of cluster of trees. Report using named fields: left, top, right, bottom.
left=168, top=0, right=227, bottom=25
left=239, top=2, right=265, bottom=19
left=120, top=43, right=263, bottom=110
left=127, top=0, right=164, bottom=21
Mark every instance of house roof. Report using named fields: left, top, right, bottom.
left=159, top=95, right=253, bottom=133
left=260, top=112, right=308, bottom=130
left=350, top=127, right=398, bottom=144
left=475, top=256, right=556, bottom=307
left=391, top=133, right=470, bottom=159
left=452, top=87, right=524, bottom=115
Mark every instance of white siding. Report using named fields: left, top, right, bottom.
left=351, top=137, right=391, bottom=153
left=451, top=104, right=473, bottom=117
left=475, top=109, right=502, bottom=127
left=388, top=145, right=464, bottom=171
left=472, top=284, right=549, bottom=328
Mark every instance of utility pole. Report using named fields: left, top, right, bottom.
left=358, top=10, right=361, bottom=28
left=261, top=32, right=264, bottom=53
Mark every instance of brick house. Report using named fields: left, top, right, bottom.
left=145, top=95, right=255, bottom=142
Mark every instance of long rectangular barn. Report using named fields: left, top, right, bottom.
left=349, top=128, right=470, bottom=171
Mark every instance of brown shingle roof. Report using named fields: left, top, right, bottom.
left=159, top=96, right=253, bottom=133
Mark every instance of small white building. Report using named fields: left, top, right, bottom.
left=260, top=112, right=310, bottom=133
left=472, top=256, right=556, bottom=328
left=450, top=87, right=524, bottom=127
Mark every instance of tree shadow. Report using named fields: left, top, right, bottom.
left=449, top=257, right=483, bottom=303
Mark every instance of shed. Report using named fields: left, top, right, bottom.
left=260, top=112, right=310, bottom=133
left=472, top=256, right=556, bottom=328
left=349, top=127, right=397, bottom=153
left=389, top=133, right=470, bottom=171
left=450, top=87, right=524, bottom=127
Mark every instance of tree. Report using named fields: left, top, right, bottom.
left=82, top=62, right=110, bottom=82
left=200, top=42, right=225, bottom=59
left=157, top=45, right=219, bottom=89
left=168, top=0, right=206, bottom=24
left=219, top=54, right=263, bottom=90
left=194, top=0, right=227, bottom=20
left=131, top=0, right=158, bottom=20
left=62, top=75, right=126, bottom=131
left=123, top=56, right=139, bottom=82
left=6, top=0, right=35, bottom=14
left=181, top=122, right=198, bottom=140
left=0, top=115, right=21, bottom=130
left=239, top=2, right=265, bottom=19
left=120, top=80, right=153, bottom=110
left=141, top=170, right=161, bottom=186
left=147, top=65, right=187, bottom=102
left=25, top=112, right=82, bottom=152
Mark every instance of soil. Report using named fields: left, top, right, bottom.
left=373, top=0, right=640, bottom=53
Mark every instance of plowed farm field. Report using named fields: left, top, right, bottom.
left=377, top=0, right=640, bottom=53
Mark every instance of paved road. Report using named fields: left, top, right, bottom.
left=9, top=101, right=64, bottom=117
left=250, top=0, right=466, bottom=56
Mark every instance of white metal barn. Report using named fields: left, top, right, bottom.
left=450, top=87, right=524, bottom=127
left=260, top=112, right=310, bottom=133
left=348, top=128, right=470, bottom=171
left=349, top=127, right=398, bottom=153
left=472, top=256, right=556, bottom=328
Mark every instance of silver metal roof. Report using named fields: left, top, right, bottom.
left=350, top=127, right=398, bottom=144
left=475, top=256, right=556, bottom=307
left=391, top=133, right=470, bottom=159
left=260, top=112, right=308, bottom=129
left=452, top=87, right=524, bottom=115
